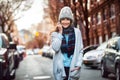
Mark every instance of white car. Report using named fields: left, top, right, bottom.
left=83, top=44, right=99, bottom=55
left=33, top=48, right=40, bottom=55
left=26, top=49, right=34, bottom=55
left=83, top=42, right=108, bottom=68
left=17, top=45, right=26, bottom=60
left=17, top=45, right=25, bottom=54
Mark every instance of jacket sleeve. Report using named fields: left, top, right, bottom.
left=51, top=32, right=63, bottom=53
left=75, top=29, right=83, bottom=67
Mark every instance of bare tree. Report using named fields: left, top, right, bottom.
left=74, top=0, right=89, bottom=46
left=0, top=0, right=33, bottom=33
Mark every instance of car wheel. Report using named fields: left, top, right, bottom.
left=116, top=65, right=120, bottom=80
left=101, top=62, right=109, bottom=78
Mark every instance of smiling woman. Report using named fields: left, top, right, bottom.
left=15, top=0, right=44, bottom=30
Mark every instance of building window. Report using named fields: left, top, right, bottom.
left=110, top=4, right=115, bottom=18
left=91, top=0, right=94, bottom=5
left=94, top=37, right=97, bottom=44
left=99, top=36, right=102, bottom=44
left=71, top=0, right=73, bottom=4
left=88, top=17, right=91, bottom=23
left=112, top=32, right=117, bottom=37
left=105, top=34, right=108, bottom=41
left=97, top=0, right=100, bottom=2
left=87, top=0, right=90, bottom=9
left=93, top=14, right=96, bottom=25
left=103, top=9, right=107, bottom=20
left=75, top=0, right=78, bottom=2
left=59, top=0, right=64, bottom=3
left=91, top=16, right=93, bottom=25
left=97, top=12, right=101, bottom=24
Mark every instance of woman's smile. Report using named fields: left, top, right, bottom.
left=60, top=18, right=71, bottom=28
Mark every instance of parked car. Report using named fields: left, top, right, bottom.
left=42, top=45, right=55, bottom=59
left=16, top=45, right=26, bottom=60
left=83, top=41, right=108, bottom=68
left=33, top=48, right=40, bottom=55
left=0, top=33, right=17, bottom=80
left=101, top=37, right=120, bottom=80
left=47, top=47, right=55, bottom=59
left=26, top=49, right=34, bottom=55
left=83, top=44, right=99, bottom=55
left=8, top=42, right=20, bottom=69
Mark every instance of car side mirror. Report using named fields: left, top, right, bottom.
left=116, top=48, right=119, bottom=52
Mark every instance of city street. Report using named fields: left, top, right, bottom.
left=15, top=55, right=53, bottom=80
left=15, top=55, right=115, bottom=80
left=0, top=0, right=120, bottom=80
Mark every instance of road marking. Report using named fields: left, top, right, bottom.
left=24, top=74, right=29, bottom=78
left=24, top=79, right=30, bottom=80
left=33, top=76, right=51, bottom=80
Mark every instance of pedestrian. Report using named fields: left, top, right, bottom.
left=50, top=6, right=83, bottom=80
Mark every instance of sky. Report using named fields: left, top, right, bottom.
left=15, top=0, right=44, bottom=31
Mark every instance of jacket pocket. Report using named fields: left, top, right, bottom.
left=55, top=69, right=64, bottom=80
left=70, top=69, right=81, bottom=79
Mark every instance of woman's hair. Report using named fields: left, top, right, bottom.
left=51, top=25, right=59, bottom=33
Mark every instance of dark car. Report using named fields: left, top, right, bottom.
left=0, top=33, right=17, bottom=80
left=42, top=45, right=55, bottom=59
left=101, top=37, right=120, bottom=80
left=10, top=42, right=20, bottom=69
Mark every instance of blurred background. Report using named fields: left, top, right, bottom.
left=0, top=0, right=120, bottom=80
left=0, top=0, right=120, bottom=48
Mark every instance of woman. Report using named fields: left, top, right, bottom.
left=51, top=6, right=83, bottom=80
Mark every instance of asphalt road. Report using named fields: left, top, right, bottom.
left=15, top=55, right=53, bottom=80
left=15, top=55, right=115, bottom=80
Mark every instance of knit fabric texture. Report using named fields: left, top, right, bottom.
left=61, top=27, right=75, bottom=57
left=58, top=6, right=74, bottom=22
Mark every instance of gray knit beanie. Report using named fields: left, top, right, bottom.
left=58, top=6, right=74, bottom=22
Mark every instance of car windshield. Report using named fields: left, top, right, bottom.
left=96, top=37, right=120, bottom=50
left=83, top=45, right=98, bottom=53
left=118, top=38, right=120, bottom=50
left=96, top=42, right=108, bottom=50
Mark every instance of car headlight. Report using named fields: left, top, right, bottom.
left=97, top=53, right=103, bottom=58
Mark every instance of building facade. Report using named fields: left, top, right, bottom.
left=49, top=0, right=120, bottom=47
left=88, top=0, right=120, bottom=45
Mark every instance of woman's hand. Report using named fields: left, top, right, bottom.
left=57, top=22, right=63, bottom=34
left=70, top=67, right=81, bottom=72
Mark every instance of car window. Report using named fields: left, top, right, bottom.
left=0, top=36, right=2, bottom=48
left=109, top=44, right=116, bottom=49
left=96, top=42, right=107, bottom=50
left=0, top=34, right=9, bottom=48
left=1, top=35, right=9, bottom=48
left=117, top=38, right=120, bottom=50
left=84, top=45, right=98, bottom=53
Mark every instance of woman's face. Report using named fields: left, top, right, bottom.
left=60, top=18, right=71, bottom=28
